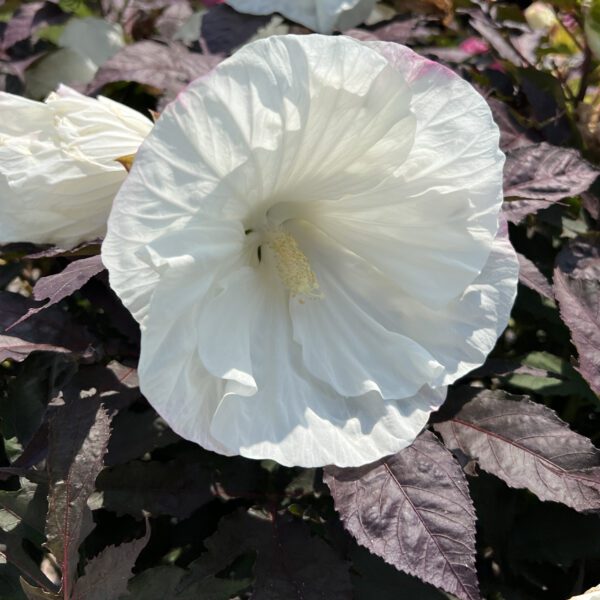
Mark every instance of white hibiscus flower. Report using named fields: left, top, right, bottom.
left=0, top=86, right=153, bottom=248
left=102, top=34, right=519, bottom=467
left=225, top=0, right=377, bottom=33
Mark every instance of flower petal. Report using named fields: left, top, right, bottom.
left=0, top=88, right=151, bottom=248
left=103, top=34, right=416, bottom=323
left=287, top=220, right=444, bottom=399
left=310, top=42, right=504, bottom=307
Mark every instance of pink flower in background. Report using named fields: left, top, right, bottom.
left=459, top=37, right=490, bottom=55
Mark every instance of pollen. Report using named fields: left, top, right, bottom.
left=267, top=230, right=322, bottom=299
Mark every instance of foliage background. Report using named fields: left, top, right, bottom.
left=0, top=0, right=599, bottom=599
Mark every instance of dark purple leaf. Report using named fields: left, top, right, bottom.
left=434, top=387, right=600, bottom=512
left=60, top=362, right=141, bottom=412
left=503, top=143, right=599, bottom=223
left=582, top=191, right=600, bottom=221
left=486, top=97, right=540, bottom=151
left=96, top=457, right=213, bottom=519
left=504, top=143, right=599, bottom=200
left=71, top=522, right=150, bottom=600
left=45, top=395, right=113, bottom=598
left=88, top=41, right=222, bottom=102
left=518, top=68, right=573, bottom=146
left=1, top=2, right=65, bottom=51
left=324, top=431, right=479, bottom=600
left=10, top=256, right=105, bottom=327
left=369, top=17, right=435, bottom=45
left=105, top=409, right=178, bottom=466
left=201, top=4, right=270, bottom=54
left=517, top=252, right=554, bottom=299
left=554, top=236, right=600, bottom=394
left=196, top=509, right=352, bottom=600
left=0, top=291, right=95, bottom=362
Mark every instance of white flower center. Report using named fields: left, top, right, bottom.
left=266, top=229, right=321, bottom=299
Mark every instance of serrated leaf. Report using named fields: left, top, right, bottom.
left=324, top=430, right=479, bottom=600
left=516, top=252, right=554, bottom=300
left=434, top=387, right=600, bottom=512
left=45, top=395, right=112, bottom=597
left=10, top=256, right=105, bottom=328
left=0, top=292, right=95, bottom=362
left=503, top=143, right=599, bottom=223
left=72, top=522, right=150, bottom=600
left=553, top=236, right=600, bottom=394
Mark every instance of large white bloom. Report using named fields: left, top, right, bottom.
left=102, top=35, right=519, bottom=467
left=225, top=0, right=377, bottom=33
left=0, top=86, right=153, bottom=248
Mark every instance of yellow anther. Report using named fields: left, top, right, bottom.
left=267, top=230, right=321, bottom=299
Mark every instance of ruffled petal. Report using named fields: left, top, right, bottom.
left=310, top=42, right=504, bottom=307
left=205, top=267, right=446, bottom=467
left=0, top=88, right=151, bottom=248
left=48, top=86, right=153, bottom=165
left=287, top=220, right=444, bottom=399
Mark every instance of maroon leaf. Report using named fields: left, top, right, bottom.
left=45, top=395, right=113, bottom=598
left=88, top=41, right=222, bottom=102
left=0, top=291, right=95, bottom=362
left=434, top=387, right=600, bottom=512
left=324, top=431, right=479, bottom=600
left=516, top=252, right=554, bottom=299
left=503, top=143, right=599, bottom=223
left=71, top=522, right=150, bottom=600
left=10, top=255, right=105, bottom=328
left=554, top=236, right=600, bottom=394
left=201, top=4, right=270, bottom=54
